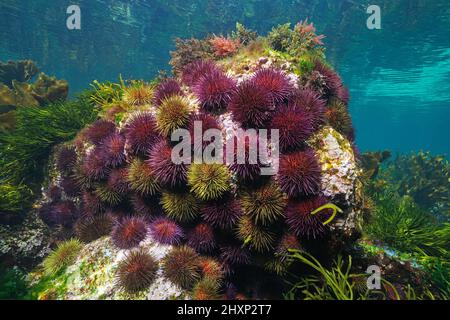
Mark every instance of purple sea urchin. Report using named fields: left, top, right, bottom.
left=201, top=196, right=243, bottom=229
left=193, top=69, right=236, bottom=113
left=38, top=203, right=56, bottom=226
left=313, top=61, right=344, bottom=101
left=107, top=168, right=129, bottom=194
left=111, top=216, right=148, bottom=249
left=149, top=217, right=183, bottom=245
left=99, top=133, right=126, bottom=167
left=81, top=148, right=110, bottom=180
left=115, top=249, right=158, bottom=293
left=47, top=186, right=62, bottom=202
left=123, top=112, right=159, bottom=156
left=61, top=175, right=81, bottom=198
left=56, top=146, right=77, bottom=174
left=162, top=246, right=201, bottom=289
left=52, top=200, right=78, bottom=226
left=131, top=195, right=161, bottom=218
left=147, top=139, right=188, bottom=188
left=251, top=68, right=292, bottom=103
left=288, top=88, right=326, bottom=130
left=229, top=80, right=273, bottom=128
left=75, top=213, right=114, bottom=243
left=286, top=196, right=331, bottom=239
left=220, top=246, right=251, bottom=266
left=81, top=191, right=104, bottom=215
left=181, top=60, right=218, bottom=86
left=188, top=112, right=220, bottom=150
left=83, top=120, right=116, bottom=145
left=270, top=104, right=314, bottom=152
left=187, top=223, right=216, bottom=253
left=228, top=135, right=263, bottom=183
left=278, top=150, right=321, bottom=197
left=153, top=78, right=183, bottom=106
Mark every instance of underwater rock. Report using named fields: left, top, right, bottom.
left=30, top=73, right=69, bottom=105
left=28, top=236, right=187, bottom=300
left=0, top=60, right=39, bottom=88
left=0, top=210, right=51, bottom=270
left=351, top=240, right=436, bottom=299
left=308, top=126, right=359, bottom=204
left=31, top=21, right=365, bottom=299
left=0, top=60, right=69, bottom=132
left=360, top=150, right=391, bottom=179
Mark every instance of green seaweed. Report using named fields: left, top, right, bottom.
left=285, top=250, right=363, bottom=300
left=0, top=266, right=28, bottom=300
left=375, top=152, right=449, bottom=215
left=231, top=22, right=258, bottom=45
left=310, top=203, right=343, bottom=225
left=0, top=94, right=98, bottom=218
left=364, top=191, right=449, bottom=258
left=89, top=77, right=125, bottom=107
left=0, top=183, right=32, bottom=215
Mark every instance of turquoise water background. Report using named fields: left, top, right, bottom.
left=0, top=0, right=449, bottom=156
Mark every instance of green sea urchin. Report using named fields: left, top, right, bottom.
left=75, top=213, right=114, bottom=243
left=191, top=278, right=221, bottom=300
left=115, top=249, right=158, bottom=293
left=187, top=163, right=231, bottom=201
left=42, top=239, right=83, bottom=275
left=240, top=183, right=287, bottom=225
left=127, top=158, right=161, bottom=196
left=160, top=191, right=199, bottom=222
left=162, top=246, right=201, bottom=289
left=156, top=95, right=192, bottom=136
left=236, top=215, right=275, bottom=252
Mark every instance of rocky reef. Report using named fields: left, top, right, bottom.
left=1, top=22, right=447, bottom=300
left=0, top=60, right=69, bottom=131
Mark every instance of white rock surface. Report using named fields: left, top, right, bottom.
left=29, top=236, right=187, bottom=300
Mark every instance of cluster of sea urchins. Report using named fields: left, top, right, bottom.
left=39, top=53, right=353, bottom=297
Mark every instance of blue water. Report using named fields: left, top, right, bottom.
left=1, top=0, right=449, bottom=156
